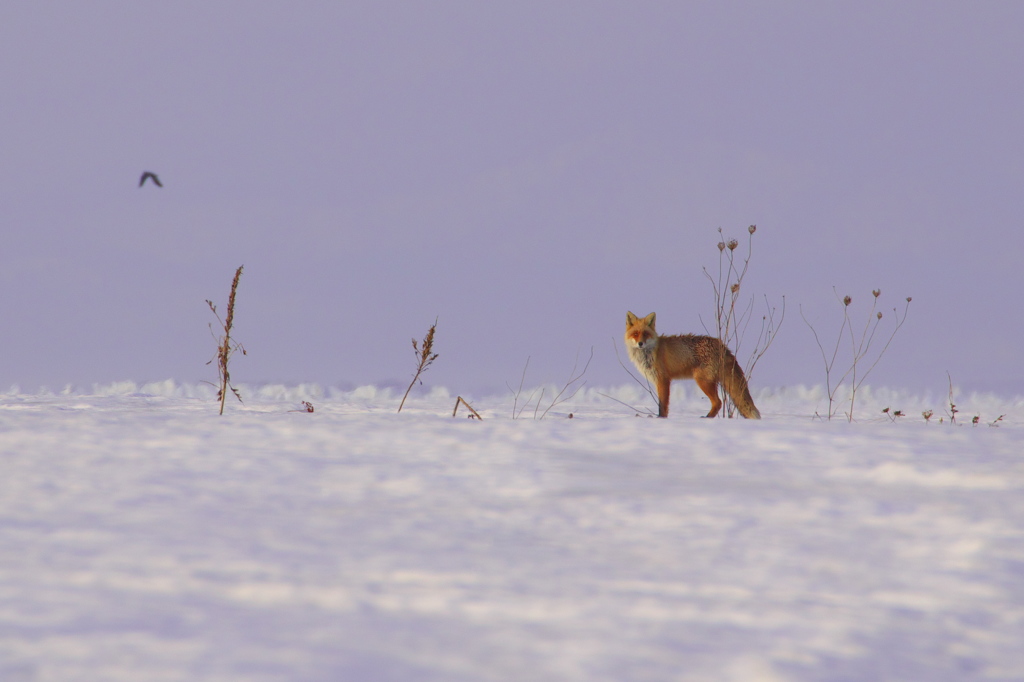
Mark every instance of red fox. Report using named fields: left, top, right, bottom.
left=624, top=311, right=761, bottom=419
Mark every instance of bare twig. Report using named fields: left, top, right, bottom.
left=507, top=348, right=594, bottom=419
left=744, top=295, right=786, bottom=380
left=539, top=346, right=593, bottom=419
left=506, top=357, right=541, bottom=419
left=597, top=390, right=657, bottom=416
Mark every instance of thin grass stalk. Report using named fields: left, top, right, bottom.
left=507, top=357, right=535, bottom=419
left=398, top=318, right=439, bottom=413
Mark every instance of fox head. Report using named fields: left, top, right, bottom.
left=624, top=311, right=658, bottom=349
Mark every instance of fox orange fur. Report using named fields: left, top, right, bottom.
left=624, top=311, right=761, bottom=419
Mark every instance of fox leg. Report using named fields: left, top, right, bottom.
left=695, top=375, right=722, bottom=418
left=656, top=377, right=672, bottom=418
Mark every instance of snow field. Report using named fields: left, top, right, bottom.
left=1, top=383, right=1022, bottom=681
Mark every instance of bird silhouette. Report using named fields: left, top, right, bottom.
left=139, top=171, right=163, bottom=188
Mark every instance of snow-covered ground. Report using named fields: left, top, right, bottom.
left=2, top=382, right=1022, bottom=682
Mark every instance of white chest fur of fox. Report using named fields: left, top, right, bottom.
left=624, top=311, right=761, bottom=420
left=627, top=342, right=658, bottom=383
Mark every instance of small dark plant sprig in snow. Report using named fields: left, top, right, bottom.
left=940, top=375, right=1003, bottom=427
left=882, top=407, right=905, bottom=422
left=206, top=265, right=246, bottom=416
left=398, top=318, right=439, bottom=413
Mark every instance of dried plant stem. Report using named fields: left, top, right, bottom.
left=800, top=294, right=850, bottom=420
left=206, top=266, right=245, bottom=415
left=701, top=226, right=783, bottom=417
left=597, top=389, right=657, bottom=416
left=946, top=371, right=958, bottom=425
left=507, top=348, right=594, bottom=420
left=452, top=396, right=482, bottom=420
left=398, top=318, right=439, bottom=413
left=507, top=357, right=540, bottom=419
left=744, top=295, right=785, bottom=383
left=802, top=289, right=911, bottom=421
left=846, top=294, right=910, bottom=420
left=539, top=347, right=592, bottom=419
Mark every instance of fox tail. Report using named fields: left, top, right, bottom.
left=721, top=350, right=761, bottom=419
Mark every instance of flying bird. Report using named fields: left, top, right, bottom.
left=139, top=171, right=163, bottom=188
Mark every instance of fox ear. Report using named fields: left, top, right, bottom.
left=644, top=312, right=656, bottom=327
left=626, top=311, right=637, bottom=325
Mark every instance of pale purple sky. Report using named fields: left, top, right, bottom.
left=2, top=3, right=1022, bottom=397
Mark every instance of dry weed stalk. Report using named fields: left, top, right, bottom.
left=702, top=225, right=784, bottom=417
left=507, top=357, right=542, bottom=419
left=398, top=318, right=439, bottom=413
left=945, top=371, right=958, bottom=425
left=801, top=288, right=911, bottom=421
left=508, top=348, right=593, bottom=419
left=452, top=396, right=482, bottom=420
left=937, top=373, right=1001, bottom=427
left=206, top=265, right=246, bottom=415
left=540, top=347, right=592, bottom=419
